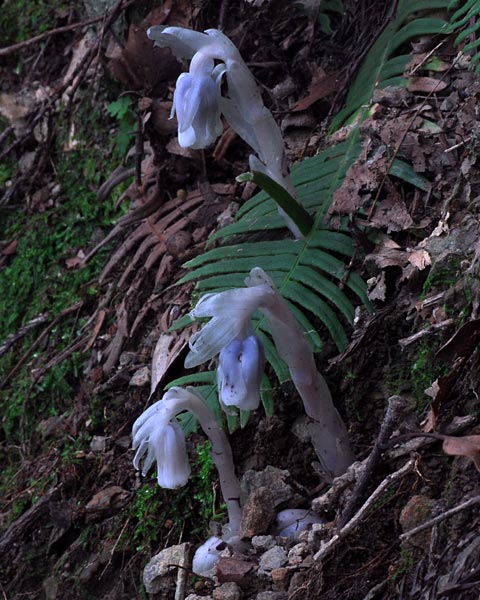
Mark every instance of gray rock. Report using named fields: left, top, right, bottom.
left=240, top=487, right=276, bottom=538
left=129, top=366, right=150, bottom=387
left=258, top=546, right=287, bottom=576
left=89, top=435, right=109, bottom=453
left=38, top=415, right=65, bottom=439
left=42, top=576, right=59, bottom=600
left=256, top=592, right=288, bottom=600
left=143, top=543, right=190, bottom=594
left=251, top=535, right=276, bottom=551
left=287, top=543, right=307, bottom=565
left=213, top=582, right=242, bottom=600
left=18, top=151, right=36, bottom=173
left=241, top=466, right=294, bottom=507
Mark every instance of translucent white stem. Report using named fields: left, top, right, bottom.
left=151, top=388, right=243, bottom=533
left=246, top=268, right=354, bottom=479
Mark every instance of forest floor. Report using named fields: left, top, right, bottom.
left=0, top=1, right=479, bottom=599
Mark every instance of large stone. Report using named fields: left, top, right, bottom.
left=241, top=467, right=294, bottom=507
left=258, top=546, right=287, bottom=577
left=399, top=495, right=436, bottom=550
left=212, top=582, right=242, bottom=600
left=240, top=487, right=276, bottom=538
left=251, top=536, right=276, bottom=552
left=143, top=543, right=190, bottom=594
left=256, top=592, right=288, bottom=600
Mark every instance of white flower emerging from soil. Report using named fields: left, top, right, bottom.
left=132, top=387, right=243, bottom=533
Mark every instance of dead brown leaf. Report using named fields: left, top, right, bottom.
left=65, top=250, right=86, bottom=269
left=408, top=249, right=431, bottom=269
left=107, top=4, right=181, bottom=94
left=407, top=77, right=448, bottom=94
left=149, top=332, right=190, bottom=398
left=442, top=435, right=480, bottom=471
left=84, top=309, right=106, bottom=353
left=370, top=190, right=414, bottom=232
left=435, top=319, right=480, bottom=363
left=293, top=71, right=339, bottom=112
left=2, top=240, right=18, bottom=256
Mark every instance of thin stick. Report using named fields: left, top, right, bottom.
left=0, top=15, right=105, bottom=57
left=313, top=458, right=415, bottom=563
left=0, top=312, right=50, bottom=358
left=338, top=395, right=408, bottom=527
left=400, top=495, right=480, bottom=541
left=0, top=301, right=83, bottom=390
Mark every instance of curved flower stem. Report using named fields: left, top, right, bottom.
left=160, top=388, right=243, bottom=534
left=246, top=268, right=354, bottom=479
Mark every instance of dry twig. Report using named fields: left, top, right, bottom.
left=313, top=457, right=416, bottom=563
left=338, top=395, right=408, bottom=527
left=400, top=495, right=480, bottom=541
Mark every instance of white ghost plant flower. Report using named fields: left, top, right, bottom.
left=187, top=267, right=354, bottom=479
left=185, top=285, right=273, bottom=368
left=147, top=26, right=303, bottom=237
left=273, top=508, right=325, bottom=539
left=133, top=417, right=191, bottom=489
left=172, top=52, right=225, bottom=149
left=132, top=387, right=242, bottom=534
left=217, top=334, right=265, bottom=412
left=191, top=535, right=224, bottom=577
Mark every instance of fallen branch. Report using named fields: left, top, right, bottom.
left=313, top=458, right=416, bottom=563
left=0, top=312, right=50, bottom=358
left=0, top=301, right=83, bottom=391
left=0, top=487, right=60, bottom=555
left=0, top=15, right=104, bottom=57
left=338, top=395, right=408, bottom=527
left=400, top=494, right=480, bottom=541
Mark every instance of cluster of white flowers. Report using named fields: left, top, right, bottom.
left=131, top=28, right=354, bottom=578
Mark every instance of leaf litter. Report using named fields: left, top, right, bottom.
left=1, top=2, right=480, bottom=600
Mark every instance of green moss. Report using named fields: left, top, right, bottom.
left=129, top=441, right=227, bottom=553
left=391, top=547, right=415, bottom=582
left=0, top=0, right=72, bottom=46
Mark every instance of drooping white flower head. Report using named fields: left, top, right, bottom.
left=133, top=408, right=191, bottom=489
left=147, top=26, right=292, bottom=194
left=185, top=285, right=274, bottom=368
left=172, top=52, right=225, bottom=149
left=132, top=387, right=243, bottom=532
left=217, top=334, right=265, bottom=412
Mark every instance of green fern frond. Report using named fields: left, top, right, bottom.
left=330, top=0, right=449, bottom=130
left=177, top=128, right=369, bottom=374
left=448, top=0, right=480, bottom=71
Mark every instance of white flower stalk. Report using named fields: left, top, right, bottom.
left=132, top=386, right=242, bottom=534
left=217, top=335, right=265, bottom=412
left=147, top=26, right=303, bottom=237
left=186, top=267, right=354, bottom=479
